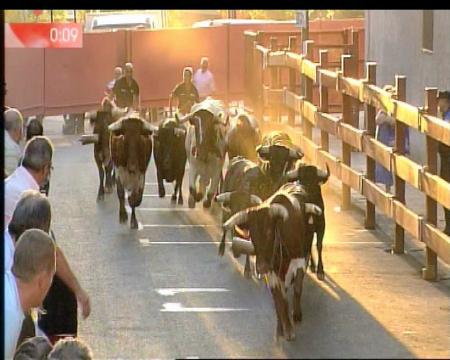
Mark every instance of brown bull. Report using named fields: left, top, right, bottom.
left=223, top=182, right=321, bottom=341
left=109, top=115, right=154, bottom=229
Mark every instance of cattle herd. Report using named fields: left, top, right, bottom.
left=80, top=97, right=330, bottom=342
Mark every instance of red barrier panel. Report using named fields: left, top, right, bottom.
left=44, top=32, right=127, bottom=116
left=5, top=48, right=45, bottom=117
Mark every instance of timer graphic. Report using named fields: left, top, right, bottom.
left=5, top=23, right=83, bottom=48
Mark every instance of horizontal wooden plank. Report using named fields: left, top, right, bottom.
left=316, top=112, right=340, bottom=136
left=319, top=69, right=338, bottom=89
left=360, top=83, right=395, bottom=115
left=302, top=59, right=317, bottom=82
left=338, top=75, right=361, bottom=99
left=391, top=200, right=422, bottom=239
left=338, top=123, right=365, bottom=151
left=267, top=51, right=287, bottom=67
left=420, top=113, right=450, bottom=146
left=302, top=100, right=318, bottom=126
left=267, top=89, right=284, bottom=105
left=362, top=136, right=393, bottom=171
left=393, top=100, right=420, bottom=130
left=340, top=163, right=364, bottom=193
left=421, top=222, right=450, bottom=264
left=316, top=150, right=341, bottom=179
left=285, top=52, right=303, bottom=70
left=421, top=170, right=450, bottom=209
left=283, top=89, right=303, bottom=114
left=391, top=154, right=423, bottom=189
left=300, top=136, right=320, bottom=164
left=362, top=179, right=393, bottom=217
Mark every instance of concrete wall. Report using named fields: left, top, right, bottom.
left=365, top=10, right=450, bottom=164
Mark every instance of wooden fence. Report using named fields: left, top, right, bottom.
left=245, top=33, right=450, bottom=281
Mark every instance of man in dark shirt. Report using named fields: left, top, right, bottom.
left=437, top=90, right=450, bottom=235
left=113, top=62, right=140, bottom=110
left=169, top=67, right=200, bottom=115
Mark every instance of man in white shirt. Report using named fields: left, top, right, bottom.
left=4, top=108, right=24, bottom=177
left=5, top=229, right=56, bottom=359
left=4, top=137, right=91, bottom=328
left=193, top=57, right=216, bottom=100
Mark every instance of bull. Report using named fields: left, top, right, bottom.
left=284, top=162, right=330, bottom=280
left=153, top=117, right=187, bottom=205
left=109, top=114, right=154, bottom=229
left=225, top=111, right=261, bottom=162
left=177, top=98, right=228, bottom=209
left=223, top=182, right=322, bottom=341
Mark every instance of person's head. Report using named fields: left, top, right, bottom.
left=8, top=190, right=52, bottom=240
left=183, top=67, right=193, bottom=84
left=47, top=338, right=93, bottom=360
left=26, top=118, right=44, bottom=141
left=124, top=62, right=133, bottom=80
left=21, top=136, right=54, bottom=186
left=114, top=66, right=123, bottom=80
left=13, top=336, right=52, bottom=360
left=4, top=107, right=24, bottom=143
left=438, top=90, right=450, bottom=115
left=383, top=84, right=397, bottom=100
left=12, top=229, right=56, bottom=309
left=200, top=57, right=209, bottom=72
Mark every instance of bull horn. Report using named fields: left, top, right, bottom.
left=176, top=112, right=191, bottom=124
left=108, top=119, right=123, bottom=132
left=256, top=145, right=270, bottom=156
left=289, top=148, right=304, bottom=159
left=305, top=203, right=322, bottom=216
left=317, top=164, right=331, bottom=182
left=223, top=209, right=249, bottom=230
left=269, top=204, right=289, bottom=222
left=215, top=192, right=232, bottom=204
left=173, top=128, right=186, bottom=137
left=250, top=194, right=263, bottom=205
left=142, top=120, right=157, bottom=133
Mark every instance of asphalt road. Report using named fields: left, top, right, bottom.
left=45, top=118, right=449, bottom=359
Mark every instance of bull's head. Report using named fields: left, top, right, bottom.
left=108, top=115, right=155, bottom=174
left=223, top=200, right=321, bottom=275
left=257, top=144, right=304, bottom=186
left=285, top=162, right=330, bottom=187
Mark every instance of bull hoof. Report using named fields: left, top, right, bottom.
left=188, top=195, right=195, bottom=208
left=158, top=188, right=166, bottom=198
left=105, top=185, right=113, bottom=194
left=195, top=193, right=204, bottom=202
left=310, top=263, right=316, bottom=273
left=178, top=196, right=183, bottom=205
left=285, top=329, right=296, bottom=342
left=203, top=199, right=211, bottom=208
left=97, top=193, right=104, bottom=201
left=130, top=217, right=138, bottom=229
left=119, top=212, right=128, bottom=224
left=244, top=267, right=252, bottom=279
left=293, top=311, right=302, bottom=323
left=171, top=195, right=177, bottom=203
left=317, top=269, right=325, bottom=281
left=218, top=241, right=225, bottom=257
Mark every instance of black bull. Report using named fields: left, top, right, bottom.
left=109, top=116, right=153, bottom=229
left=153, top=118, right=187, bottom=205
left=223, top=182, right=322, bottom=341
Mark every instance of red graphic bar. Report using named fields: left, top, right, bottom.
left=5, top=23, right=83, bottom=48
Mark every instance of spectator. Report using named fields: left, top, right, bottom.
left=25, top=118, right=44, bottom=141
left=47, top=337, right=93, bottom=360
left=169, top=67, right=200, bottom=116
left=5, top=138, right=91, bottom=339
left=5, top=108, right=24, bottom=178
left=13, top=336, right=52, bottom=360
left=193, top=57, right=216, bottom=100
left=375, top=85, right=410, bottom=192
left=101, top=86, right=117, bottom=114
left=113, top=62, right=140, bottom=110
left=4, top=229, right=56, bottom=360
left=437, top=90, right=450, bottom=235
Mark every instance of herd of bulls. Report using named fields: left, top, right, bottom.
left=81, top=98, right=330, bottom=342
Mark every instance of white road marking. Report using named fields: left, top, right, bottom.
left=140, top=224, right=217, bottom=228
left=143, top=194, right=165, bottom=197
left=161, top=302, right=248, bottom=312
left=133, top=208, right=202, bottom=212
left=156, top=288, right=229, bottom=296
left=140, top=239, right=221, bottom=246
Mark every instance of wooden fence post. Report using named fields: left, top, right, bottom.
left=393, top=75, right=407, bottom=254
left=350, top=30, right=361, bottom=131
left=319, top=49, right=329, bottom=152
left=365, top=62, right=377, bottom=229
left=423, top=87, right=439, bottom=280
left=341, top=54, right=353, bottom=210
left=288, top=36, right=297, bottom=127
left=253, top=38, right=264, bottom=126
left=244, top=31, right=257, bottom=107
left=269, top=37, right=280, bottom=123
left=303, top=40, right=314, bottom=139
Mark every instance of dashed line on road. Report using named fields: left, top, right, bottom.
left=139, top=239, right=221, bottom=246
left=156, top=288, right=229, bottom=296
left=140, top=224, right=218, bottom=228
left=134, top=208, right=202, bottom=212
left=160, top=302, right=248, bottom=312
